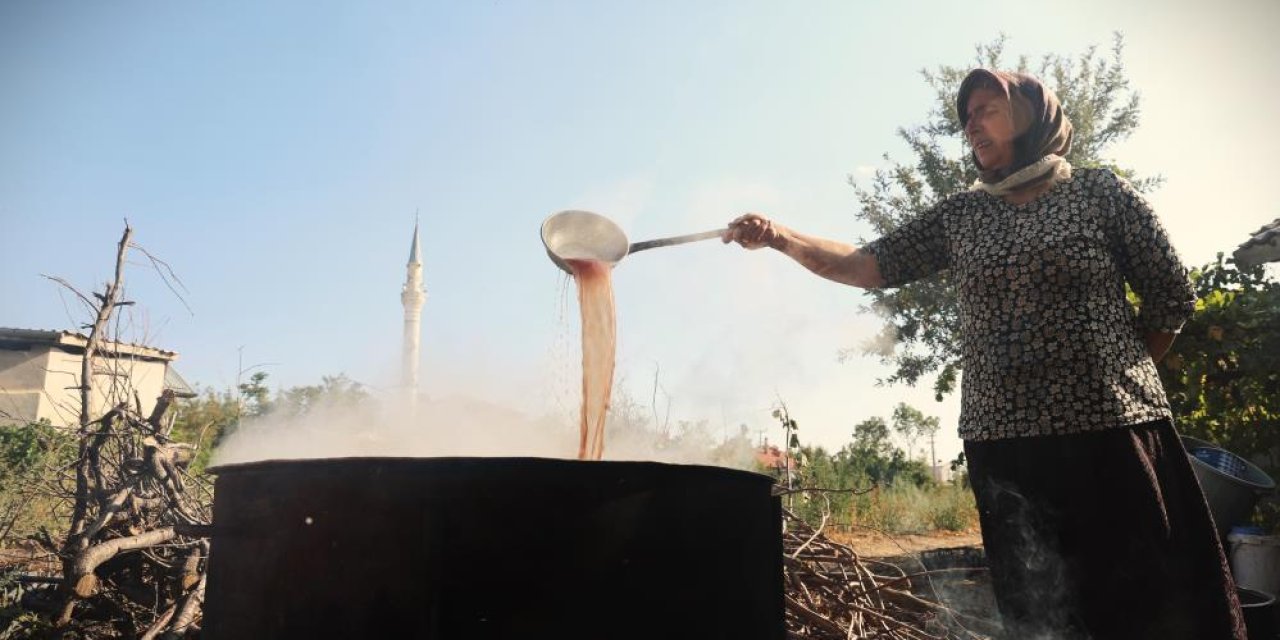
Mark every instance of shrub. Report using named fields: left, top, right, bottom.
left=0, top=422, right=75, bottom=546
left=845, top=483, right=977, bottom=535
left=927, top=484, right=978, bottom=532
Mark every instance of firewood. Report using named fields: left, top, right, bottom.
left=781, top=503, right=996, bottom=639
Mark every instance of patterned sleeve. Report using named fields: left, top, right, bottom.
left=1101, top=171, right=1196, bottom=333
left=862, top=200, right=951, bottom=288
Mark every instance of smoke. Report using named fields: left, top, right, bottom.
left=210, top=388, right=760, bottom=471
left=975, top=478, right=1084, bottom=640
left=895, top=478, right=1087, bottom=640
left=211, top=394, right=559, bottom=466
left=856, top=302, right=899, bottom=358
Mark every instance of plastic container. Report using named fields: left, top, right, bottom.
left=1238, top=587, right=1278, bottom=640
left=1182, top=436, right=1276, bottom=537
left=1228, top=527, right=1280, bottom=597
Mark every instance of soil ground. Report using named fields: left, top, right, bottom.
left=827, top=527, right=985, bottom=558
left=0, top=542, right=57, bottom=574
left=5, top=529, right=987, bottom=574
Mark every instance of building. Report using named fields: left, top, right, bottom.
left=0, top=328, right=194, bottom=428
left=401, top=220, right=428, bottom=414
left=1233, top=217, right=1280, bottom=268
left=754, top=441, right=793, bottom=476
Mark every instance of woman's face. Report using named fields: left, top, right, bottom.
left=964, top=87, right=1016, bottom=171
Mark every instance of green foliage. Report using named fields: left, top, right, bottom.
left=0, top=423, right=53, bottom=474
left=1159, top=256, right=1280, bottom=526
left=851, top=485, right=927, bottom=534
left=925, top=483, right=979, bottom=532
left=788, top=404, right=967, bottom=530
left=891, top=402, right=941, bottom=460
left=238, top=371, right=272, bottom=418
left=845, top=483, right=977, bottom=535
left=169, top=388, right=241, bottom=474
left=851, top=416, right=891, bottom=456
left=949, top=451, right=970, bottom=489
left=779, top=402, right=980, bottom=534
left=0, top=422, right=75, bottom=545
left=845, top=34, right=1152, bottom=399
left=272, top=374, right=371, bottom=418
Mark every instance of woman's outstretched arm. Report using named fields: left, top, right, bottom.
left=723, top=213, right=885, bottom=289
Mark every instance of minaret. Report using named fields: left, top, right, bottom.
left=401, top=217, right=427, bottom=415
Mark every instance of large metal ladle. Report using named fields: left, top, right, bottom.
left=540, top=210, right=727, bottom=274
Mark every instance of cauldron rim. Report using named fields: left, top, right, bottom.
left=208, top=455, right=774, bottom=482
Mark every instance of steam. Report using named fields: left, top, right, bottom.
left=858, top=302, right=899, bottom=358
left=976, top=478, right=1077, bottom=640
left=210, top=390, right=760, bottom=470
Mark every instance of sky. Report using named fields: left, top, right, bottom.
left=2, top=0, right=1277, bottom=466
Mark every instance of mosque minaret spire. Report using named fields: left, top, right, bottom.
left=401, top=214, right=427, bottom=414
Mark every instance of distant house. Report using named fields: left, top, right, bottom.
left=0, top=328, right=194, bottom=428
left=1233, top=217, right=1280, bottom=268
left=755, top=442, right=793, bottom=475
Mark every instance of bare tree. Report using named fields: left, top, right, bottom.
left=16, top=222, right=213, bottom=638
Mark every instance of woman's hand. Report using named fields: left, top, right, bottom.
left=723, top=213, right=787, bottom=250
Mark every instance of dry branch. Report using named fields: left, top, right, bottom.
left=781, top=506, right=997, bottom=640
left=161, top=571, right=205, bottom=639
left=22, top=223, right=216, bottom=638
left=70, top=527, right=177, bottom=597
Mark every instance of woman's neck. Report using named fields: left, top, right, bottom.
left=999, top=177, right=1055, bottom=205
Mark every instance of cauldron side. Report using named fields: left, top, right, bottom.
left=202, top=457, right=784, bottom=640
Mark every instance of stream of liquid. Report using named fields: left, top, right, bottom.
left=566, top=259, right=616, bottom=460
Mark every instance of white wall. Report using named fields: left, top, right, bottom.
left=0, top=345, right=170, bottom=427
left=0, top=347, right=51, bottom=425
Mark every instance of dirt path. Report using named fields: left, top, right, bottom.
left=0, top=542, right=57, bottom=573
left=827, top=528, right=984, bottom=558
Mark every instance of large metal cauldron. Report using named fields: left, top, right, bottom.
left=203, top=457, right=784, bottom=639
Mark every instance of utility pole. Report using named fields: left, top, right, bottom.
left=929, top=431, right=938, bottom=483
left=784, top=416, right=794, bottom=506
left=773, top=403, right=797, bottom=511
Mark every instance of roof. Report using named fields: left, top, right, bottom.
left=1233, top=218, right=1280, bottom=268
left=0, top=328, right=178, bottom=362
left=755, top=445, right=791, bottom=470
left=408, top=219, right=422, bottom=264
left=164, top=366, right=197, bottom=398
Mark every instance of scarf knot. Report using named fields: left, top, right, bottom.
left=971, top=154, right=1072, bottom=197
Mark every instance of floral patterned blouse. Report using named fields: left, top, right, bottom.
left=864, top=168, right=1196, bottom=441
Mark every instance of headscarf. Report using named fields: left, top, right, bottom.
left=957, top=69, right=1074, bottom=195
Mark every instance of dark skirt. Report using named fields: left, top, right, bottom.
left=965, top=419, right=1247, bottom=640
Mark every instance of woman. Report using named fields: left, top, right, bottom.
left=726, top=69, right=1245, bottom=639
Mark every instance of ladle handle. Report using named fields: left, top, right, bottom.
left=628, top=228, right=728, bottom=254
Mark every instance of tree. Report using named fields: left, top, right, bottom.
left=1159, top=256, right=1280, bottom=476
left=843, top=35, right=1154, bottom=400
left=272, top=373, right=372, bottom=418
left=850, top=416, right=891, bottom=456
left=891, top=402, right=941, bottom=462
left=29, top=223, right=211, bottom=638
left=238, top=370, right=272, bottom=418
left=844, top=414, right=936, bottom=487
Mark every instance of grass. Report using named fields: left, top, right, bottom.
left=849, top=483, right=978, bottom=535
